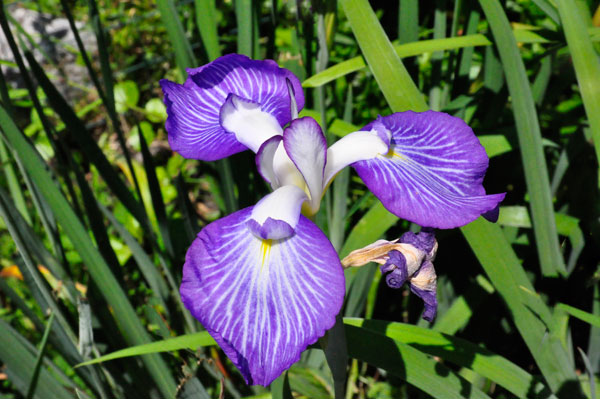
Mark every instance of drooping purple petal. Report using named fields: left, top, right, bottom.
left=283, top=117, right=327, bottom=212
left=399, top=228, right=436, bottom=254
left=353, top=111, right=505, bottom=229
left=180, top=208, right=345, bottom=386
left=409, top=260, right=438, bottom=322
left=161, top=54, right=304, bottom=160
left=380, top=250, right=408, bottom=289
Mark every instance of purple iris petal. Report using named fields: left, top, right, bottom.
left=180, top=207, right=345, bottom=386
left=400, top=227, right=436, bottom=253
left=246, top=218, right=295, bottom=240
left=353, top=111, right=505, bottom=229
left=380, top=250, right=407, bottom=289
left=161, top=54, right=304, bottom=160
left=409, top=260, right=438, bottom=322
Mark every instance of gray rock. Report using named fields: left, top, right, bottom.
left=0, top=4, right=98, bottom=101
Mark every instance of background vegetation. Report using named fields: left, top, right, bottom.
left=0, top=0, right=599, bottom=398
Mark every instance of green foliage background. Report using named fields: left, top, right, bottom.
left=0, top=0, right=599, bottom=398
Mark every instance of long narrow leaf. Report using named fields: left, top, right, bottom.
left=555, top=0, right=600, bottom=167
left=345, top=325, right=492, bottom=399
left=156, top=0, right=196, bottom=76
left=139, top=128, right=175, bottom=259
left=478, top=0, right=565, bottom=276
left=462, top=218, right=582, bottom=396
left=77, top=331, right=216, bottom=367
left=345, top=318, right=552, bottom=399
left=0, top=105, right=177, bottom=398
left=24, top=51, right=150, bottom=231
left=26, top=312, right=55, bottom=399
left=194, top=0, right=221, bottom=61
left=302, top=28, right=600, bottom=88
left=0, top=319, right=74, bottom=399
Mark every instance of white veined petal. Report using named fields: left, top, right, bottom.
left=256, top=136, right=283, bottom=189
left=282, top=117, right=327, bottom=213
left=180, top=207, right=345, bottom=386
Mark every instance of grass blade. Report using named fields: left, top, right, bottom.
left=0, top=105, right=177, bottom=397
left=235, top=0, right=255, bottom=57
left=532, top=0, right=560, bottom=25
left=77, top=331, right=216, bottom=367
left=156, top=0, right=196, bottom=76
left=0, top=319, right=74, bottom=399
left=398, top=0, right=418, bottom=44
left=478, top=0, right=565, bottom=276
left=24, top=50, right=149, bottom=230
left=462, top=218, right=582, bottom=396
left=87, top=0, right=115, bottom=112
left=271, top=371, right=293, bottom=399
left=195, top=0, right=221, bottom=61
left=557, top=303, right=600, bottom=328
left=139, top=128, right=175, bottom=259
left=555, top=0, right=600, bottom=168
left=345, top=318, right=552, bottom=399
left=26, top=312, right=55, bottom=399
left=345, top=325, right=492, bottom=399
left=0, top=138, right=30, bottom=224
left=302, top=27, right=600, bottom=88
left=340, top=0, right=426, bottom=112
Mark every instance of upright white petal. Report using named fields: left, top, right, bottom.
left=220, top=94, right=283, bottom=153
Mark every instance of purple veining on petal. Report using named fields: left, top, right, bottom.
left=380, top=250, right=407, bottom=289
left=161, top=54, right=303, bottom=161
left=160, top=79, right=247, bottom=160
left=353, top=111, right=506, bottom=229
left=189, top=54, right=304, bottom=127
left=246, top=218, right=295, bottom=240
left=180, top=207, right=345, bottom=386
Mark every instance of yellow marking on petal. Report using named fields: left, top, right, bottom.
left=383, top=146, right=407, bottom=161
left=259, top=239, right=273, bottom=271
left=392, top=151, right=407, bottom=161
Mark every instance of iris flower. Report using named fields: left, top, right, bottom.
left=160, top=54, right=505, bottom=386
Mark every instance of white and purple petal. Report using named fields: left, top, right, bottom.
left=283, top=117, right=327, bottom=212
left=256, top=136, right=283, bottom=186
left=323, top=127, right=390, bottom=188
left=160, top=79, right=247, bottom=160
left=248, top=185, right=308, bottom=240
left=220, top=94, right=283, bottom=153
left=161, top=54, right=304, bottom=160
left=180, top=207, right=345, bottom=386
left=353, top=111, right=505, bottom=229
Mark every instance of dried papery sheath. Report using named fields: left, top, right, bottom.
left=341, top=228, right=439, bottom=321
